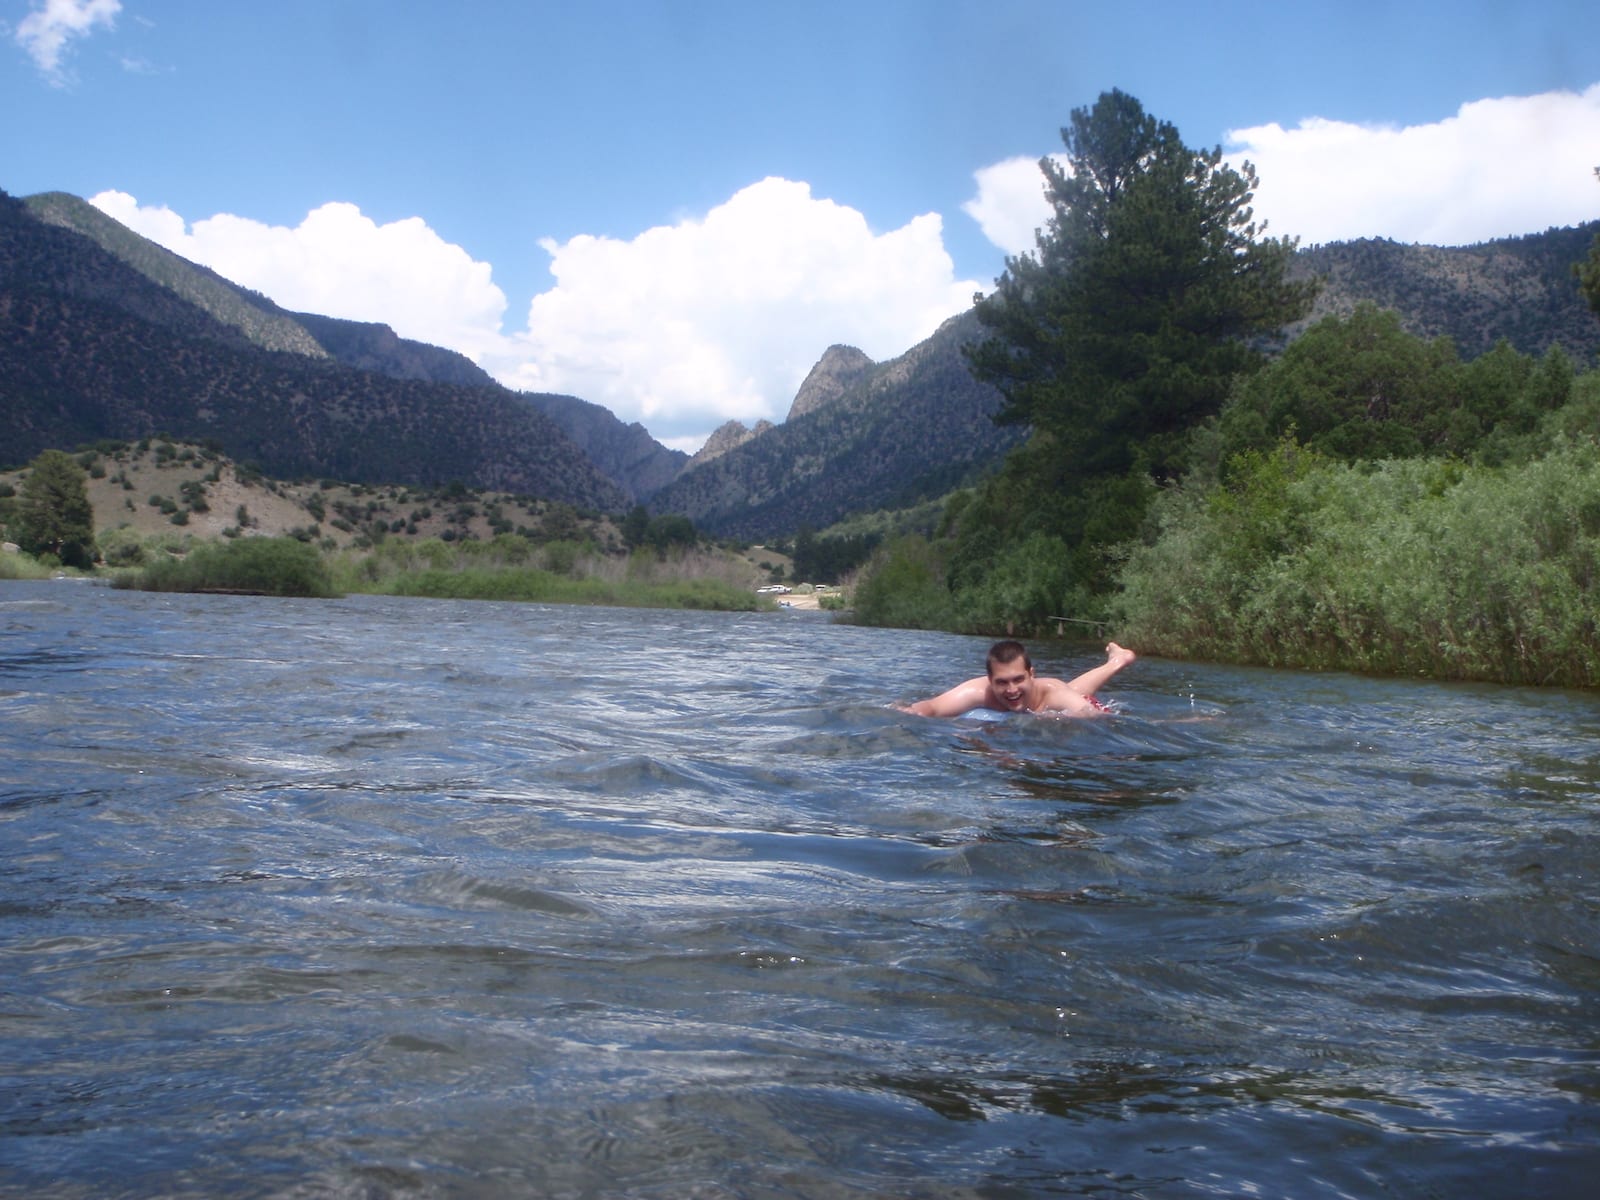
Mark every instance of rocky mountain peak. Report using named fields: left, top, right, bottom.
left=688, top=418, right=775, bottom=469
left=786, top=344, right=874, bottom=422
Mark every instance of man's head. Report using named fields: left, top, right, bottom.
left=985, top=640, right=1035, bottom=710
left=986, top=640, right=1032, bottom=676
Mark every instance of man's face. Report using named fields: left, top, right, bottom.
left=988, top=660, right=1034, bottom=710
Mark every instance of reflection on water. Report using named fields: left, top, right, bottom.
left=2, top=581, right=1598, bottom=1197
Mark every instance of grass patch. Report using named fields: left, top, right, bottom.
left=328, top=536, right=772, bottom=612
left=114, top=536, right=339, bottom=598
left=373, top=565, right=764, bottom=610
left=0, top=552, right=55, bottom=581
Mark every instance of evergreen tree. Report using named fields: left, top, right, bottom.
left=645, top=513, right=698, bottom=553
left=1578, top=167, right=1600, bottom=319
left=958, top=90, right=1319, bottom=601
left=621, top=504, right=651, bottom=548
left=15, top=449, right=95, bottom=567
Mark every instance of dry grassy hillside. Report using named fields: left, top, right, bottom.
left=2, top=439, right=801, bottom=592
left=1, top=440, right=623, bottom=552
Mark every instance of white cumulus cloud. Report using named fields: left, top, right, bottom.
left=961, top=154, right=1069, bottom=259
left=967, top=86, right=1600, bottom=255
left=90, top=178, right=980, bottom=451
left=90, top=192, right=511, bottom=367
left=495, top=177, right=979, bottom=447
left=15, top=0, right=119, bottom=84
left=1227, top=84, right=1600, bottom=246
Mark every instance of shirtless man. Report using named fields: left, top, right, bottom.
left=901, top=640, right=1136, bottom=718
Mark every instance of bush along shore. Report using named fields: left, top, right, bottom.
left=1111, top=438, right=1600, bottom=690
left=112, top=536, right=339, bottom=598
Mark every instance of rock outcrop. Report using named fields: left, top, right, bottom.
left=785, top=344, right=874, bottom=422
left=688, top=419, right=776, bottom=469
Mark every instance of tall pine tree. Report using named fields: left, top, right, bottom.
left=956, top=90, right=1318, bottom=604
left=1578, top=167, right=1600, bottom=319
left=15, top=449, right=96, bottom=568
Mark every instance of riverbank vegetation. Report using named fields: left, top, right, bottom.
left=0, top=549, right=55, bottom=581
left=851, top=309, right=1600, bottom=686
left=848, top=89, right=1600, bottom=688
left=2, top=442, right=778, bottom=612
left=113, top=535, right=339, bottom=599
left=1114, top=438, right=1600, bottom=687
left=87, top=529, right=768, bottom=610
left=330, top=534, right=766, bottom=610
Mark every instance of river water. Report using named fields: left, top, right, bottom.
left=2, top=581, right=1597, bottom=1198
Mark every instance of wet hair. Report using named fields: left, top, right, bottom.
left=986, top=640, right=1031, bottom=675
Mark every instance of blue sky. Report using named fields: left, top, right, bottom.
left=6, top=0, right=1599, bottom=450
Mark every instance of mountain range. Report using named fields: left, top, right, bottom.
left=4, top=186, right=1596, bottom=539
left=2, top=190, right=628, bottom=510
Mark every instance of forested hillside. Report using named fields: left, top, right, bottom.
left=23, top=191, right=332, bottom=359
left=291, top=311, right=496, bottom=388
left=1296, top=223, right=1600, bottom=360
left=518, top=392, right=688, bottom=502
left=1, top=190, right=627, bottom=509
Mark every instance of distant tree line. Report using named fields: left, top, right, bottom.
left=620, top=505, right=700, bottom=554
left=789, top=526, right=881, bottom=584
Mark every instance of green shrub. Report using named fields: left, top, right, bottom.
left=0, top=551, right=53, bottom=580
left=852, top=535, right=958, bottom=630
left=97, top=528, right=147, bottom=567
left=541, top=539, right=581, bottom=576
left=118, top=536, right=338, bottom=598
left=1114, top=439, right=1600, bottom=687
left=952, top=531, right=1076, bottom=635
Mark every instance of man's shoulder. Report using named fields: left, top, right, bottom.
left=1032, top=676, right=1087, bottom=710
left=953, top=676, right=996, bottom=703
